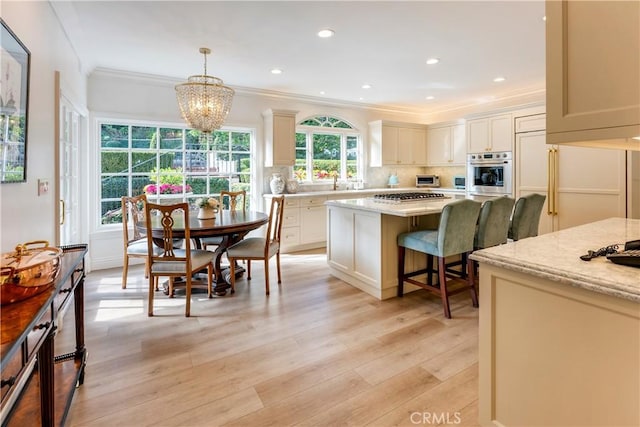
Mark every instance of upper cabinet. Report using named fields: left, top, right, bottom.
left=466, top=113, right=513, bottom=153
left=263, top=109, right=297, bottom=166
left=369, top=120, right=427, bottom=166
left=426, top=123, right=466, bottom=166
left=546, top=0, right=640, bottom=150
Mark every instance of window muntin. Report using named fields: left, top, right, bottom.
left=99, top=122, right=253, bottom=225
left=294, top=115, right=360, bottom=182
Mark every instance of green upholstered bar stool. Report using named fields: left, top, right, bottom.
left=397, top=199, right=482, bottom=319
left=508, top=193, right=546, bottom=241
left=471, top=196, right=515, bottom=282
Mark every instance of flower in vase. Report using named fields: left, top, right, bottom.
left=195, top=197, right=219, bottom=210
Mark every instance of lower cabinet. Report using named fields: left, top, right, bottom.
left=272, top=195, right=328, bottom=252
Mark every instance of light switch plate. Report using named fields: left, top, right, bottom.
left=38, top=179, right=49, bottom=196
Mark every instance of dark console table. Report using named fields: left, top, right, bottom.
left=1, top=244, right=88, bottom=426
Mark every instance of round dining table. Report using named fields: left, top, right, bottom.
left=144, top=209, right=269, bottom=296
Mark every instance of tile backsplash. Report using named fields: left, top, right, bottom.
left=263, top=165, right=467, bottom=193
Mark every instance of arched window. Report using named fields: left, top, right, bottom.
left=294, top=115, right=361, bottom=182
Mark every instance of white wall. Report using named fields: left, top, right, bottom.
left=0, top=1, right=87, bottom=252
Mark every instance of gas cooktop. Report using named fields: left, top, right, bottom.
left=371, top=192, right=449, bottom=204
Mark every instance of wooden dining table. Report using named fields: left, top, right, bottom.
left=143, top=209, right=269, bottom=296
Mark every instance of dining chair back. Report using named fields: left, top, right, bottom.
left=397, top=199, right=482, bottom=318
left=508, top=193, right=546, bottom=241
left=121, top=194, right=162, bottom=289
left=220, top=190, right=246, bottom=211
left=202, top=190, right=248, bottom=251
left=226, top=195, right=285, bottom=295
left=144, top=202, right=215, bottom=317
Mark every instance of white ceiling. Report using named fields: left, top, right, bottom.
left=52, top=0, right=546, bottom=114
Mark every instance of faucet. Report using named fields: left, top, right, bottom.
left=333, top=174, right=338, bottom=191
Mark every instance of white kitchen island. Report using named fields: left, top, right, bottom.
left=470, top=218, right=640, bottom=427
left=325, top=195, right=472, bottom=299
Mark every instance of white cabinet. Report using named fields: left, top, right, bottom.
left=515, top=114, right=626, bottom=235
left=270, top=195, right=328, bottom=252
left=426, top=123, right=466, bottom=166
left=299, top=196, right=328, bottom=245
left=369, top=120, right=427, bottom=166
left=546, top=0, right=640, bottom=150
left=467, top=113, right=513, bottom=153
left=263, top=109, right=297, bottom=166
left=280, top=198, right=301, bottom=248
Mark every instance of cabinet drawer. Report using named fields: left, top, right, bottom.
left=282, top=208, right=300, bottom=227
left=26, top=305, right=54, bottom=359
left=0, top=351, right=23, bottom=403
left=281, top=227, right=300, bottom=246
left=283, top=198, right=300, bottom=209
left=300, top=196, right=327, bottom=207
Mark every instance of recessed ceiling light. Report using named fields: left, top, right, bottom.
left=542, top=16, right=547, bottom=21
left=361, top=84, right=372, bottom=89
left=426, top=58, right=440, bottom=65
left=359, top=97, right=364, bottom=101
left=317, top=29, right=335, bottom=38
left=271, top=68, right=282, bottom=74
left=426, top=96, right=435, bottom=100
left=319, top=91, right=325, bottom=95
left=493, top=76, right=506, bottom=83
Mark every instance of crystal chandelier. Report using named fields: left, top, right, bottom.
left=175, top=47, right=234, bottom=134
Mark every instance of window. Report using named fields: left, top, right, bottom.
left=294, top=115, right=361, bottom=182
left=99, top=122, right=253, bottom=225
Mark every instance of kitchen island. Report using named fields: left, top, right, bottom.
left=325, top=194, right=474, bottom=299
left=470, top=217, right=640, bottom=427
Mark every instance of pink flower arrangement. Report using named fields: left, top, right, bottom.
left=144, top=183, right=192, bottom=195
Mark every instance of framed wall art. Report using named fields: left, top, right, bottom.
left=0, top=19, right=30, bottom=183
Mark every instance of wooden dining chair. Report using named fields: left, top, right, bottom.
left=226, top=195, right=285, bottom=295
left=202, top=190, right=247, bottom=251
left=121, top=194, right=163, bottom=289
left=144, top=202, right=216, bottom=317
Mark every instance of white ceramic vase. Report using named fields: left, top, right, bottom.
left=197, top=207, right=216, bottom=220
left=270, top=173, right=285, bottom=194
left=286, top=179, right=299, bottom=194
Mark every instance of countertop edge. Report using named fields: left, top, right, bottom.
left=470, top=251, right=640, bottom=303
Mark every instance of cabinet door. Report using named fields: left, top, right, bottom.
left=402, top=128, right=427, bottom=165
left=546, top=0, right=640, bottom=143
left=515, top=130, right=553, bottom=235
left=300, top=205, right=327, bottom=244
left=327, top=207, right=354, bottom=270
left=489, top=114, right=513, bottom=152
left=427, top=126, right=451, bottom=166
left=263, top=109, right=297, bottom=166
left=555, top=145, right=626, bottom=230
left=467, top=119, right=489, bottom=153
left=381, top=126, right=399, bottom=165
left=451, top=124, right=467, bottom=165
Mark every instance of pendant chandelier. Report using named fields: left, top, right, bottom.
left=175, top=47, right=234, bottom=134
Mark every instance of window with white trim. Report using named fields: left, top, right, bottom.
left=99, top=121, right=254, bottom=225
left=294, top=116, right=361, bottom=182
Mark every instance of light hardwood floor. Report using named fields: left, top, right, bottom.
left=61, top=250, right=480, bottom=426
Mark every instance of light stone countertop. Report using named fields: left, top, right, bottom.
left=263, top=187, right=465, bottom=199
left=323, top=194, right=492, bottom=217
left=470, top=217, right=640, bottom=302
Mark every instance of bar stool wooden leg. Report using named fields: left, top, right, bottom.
left=397, top=246, right=406, bottom=297
left=427, top=254, right=434, bottom=287
left=468, top=254, right=479, bottom=307
left=437, top=256, right=451, bottom=319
